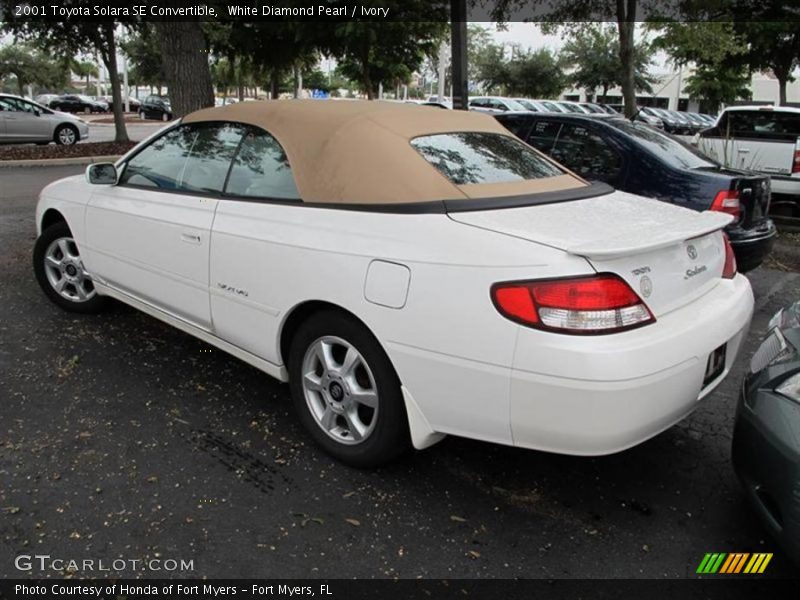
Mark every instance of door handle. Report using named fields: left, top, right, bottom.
left=738, top=148, right=750, bottom=153
left=181, top=232, right=201, bottom=244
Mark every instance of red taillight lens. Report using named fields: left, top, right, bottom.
left=792, top=148, right=800, bottom=174
left=722, top=234, right=737, bottom=279
left=491, top=274, right=655, bottom=335
left=711, top=190, right=741, bottom=220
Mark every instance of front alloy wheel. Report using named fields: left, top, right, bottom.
left=33, top=222, right=107, bottom=313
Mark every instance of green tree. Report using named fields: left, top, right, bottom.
left=561, top=24, right=654, bottom=101
left=735, top=22, right=800, bottom=107
left=0, top=4, right=132, bottom=142
left=493, top=1, right=644, bottom=116
left=120, top=25, right=165, bottom=94
left=68, top=59, right=98, bottom=91
left=0, top=44, right=68, bottom=95
left=652, top=22, right=750, bottom=112
left=683, top=63, right=752, bottom=114
left=330, top=20, right=447, bottom=99
left=504, top=48, right=566, bottom=98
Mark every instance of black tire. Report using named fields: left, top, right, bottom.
left=54, top=124, right=78, bottom=146
left=33, top=221, right=107, bottom=314
left=161, top=112, right=169, bottom=122
left=288, top=310, right=410, bottom=468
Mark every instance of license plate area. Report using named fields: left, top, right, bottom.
left=703, top=344, right=727, bottom=387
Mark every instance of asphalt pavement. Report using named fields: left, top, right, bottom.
left=1, top=165, right=799, bottom=579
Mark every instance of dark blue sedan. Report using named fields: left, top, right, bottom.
left=495, top=112, right=776, bottom=272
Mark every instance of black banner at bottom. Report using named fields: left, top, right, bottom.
left=1, top=579, right=799, bottom=600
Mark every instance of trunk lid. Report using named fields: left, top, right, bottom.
left=449, top=190, right=732, bottom=317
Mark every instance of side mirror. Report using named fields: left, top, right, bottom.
left=86, top=163, right=117, bottom=185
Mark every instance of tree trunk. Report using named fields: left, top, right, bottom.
left=616, top=0, right=637, bottom=118
left=775, top=69, right=788, bottom=106
left=270, top=71, right=279, bottom=100
left=601, top=84, right=609, bottom=102
left=154, top=18, right=214, bottom=117
left=100, top=23, right=129, bottom=143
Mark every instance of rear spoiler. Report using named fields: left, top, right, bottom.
left=566, top=211, right=733, bottom=260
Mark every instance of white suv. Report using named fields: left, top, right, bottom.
left=696, top=105, right=800, bottom=219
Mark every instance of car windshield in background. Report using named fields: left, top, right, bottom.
left=504, top=99, right=528, bottom=111
left=411, top=132, right=563, bottom=185
left=605, top=119, right=718, bottom=170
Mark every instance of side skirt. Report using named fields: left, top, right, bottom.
left=94, top=281, right=289, bottom=383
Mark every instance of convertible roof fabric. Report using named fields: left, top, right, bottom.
left=183, top=100, right=586, bottom=205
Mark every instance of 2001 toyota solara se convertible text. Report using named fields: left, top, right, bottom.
left=33, top=101, right=754, bottom=467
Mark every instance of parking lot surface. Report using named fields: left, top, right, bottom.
left=1, top=166, right=798, bottom=578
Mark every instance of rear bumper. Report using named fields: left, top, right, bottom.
left=733, top=385, right=800, bottom=566
left=728, top=219, right=777, bottom=272
left=509, top=274, right=754, bottom=455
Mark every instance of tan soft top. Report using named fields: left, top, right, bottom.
left=183, top=100, right=585, bottom=205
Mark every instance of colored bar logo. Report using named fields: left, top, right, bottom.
left=696, top=552, right=773, bottom=574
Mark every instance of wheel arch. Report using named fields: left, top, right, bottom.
left=277, top=299, right=444, bottom=451
left=279, top=300, right=375, bottom=369
left=40, top=208, right=67, bottom=234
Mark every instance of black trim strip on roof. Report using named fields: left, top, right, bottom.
left=443, top=181, right=614, bottom=213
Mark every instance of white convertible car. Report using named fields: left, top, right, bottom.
left=33, top=101, right=754, bottom=467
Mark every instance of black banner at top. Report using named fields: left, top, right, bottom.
left=1, top=0, right=800, bottom=22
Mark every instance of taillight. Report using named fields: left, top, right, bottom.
left=711, top=189, right=741, bottom=220
left=491, top=274, right=655, bottom=335
left=792, top=137, right=800, bottom=174
left=722, top=234, right=737, bottom=279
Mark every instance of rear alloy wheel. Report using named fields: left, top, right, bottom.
left=161, top=112, right=169, bottom=122
left=54, top=124, right=78, bottom=146
left=288, top=311, right=410, bottom=467
left=83, top=106, right=91, bottom=115
left=139, top=111, right=146, bottom=120
left=33, top=222, right=107, bottom=313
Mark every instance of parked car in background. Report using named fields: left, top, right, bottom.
left=556, top=101, right=590, bottom=114
left=49, top=94, right=107, bottom=114
left=641, top=108, right=685, bottom=135
left=495, top=112, right=776, bottom=271
left=34, top=94, right=60, bottom=108
left=579, top=102, right=607, bottom=114
left=32, top=100, right=752, bottom=467
left=468, top=96, right=529, bottom=113
left=598, top=103, right=619, bottom=115
left=632, top=108, right=664, bottom=129
left=139, top=94, right=173, bottom=121
left=696, top=105, right=800, bottom=224
left=0, top=93, right=88, bottom=145
left=529, top=99, right=568, bottom=113
left=733, top=299, right=800, bottom=567
left=513, top=98, right=551, bottom=112
left=101, top=95, right=141, bottom=112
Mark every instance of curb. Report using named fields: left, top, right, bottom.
left=0, top=155, right=121, bottom=168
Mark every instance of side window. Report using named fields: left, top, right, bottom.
left=120, top=123, right=244, bottom=193
left=550, top=124, right=622, bottom=181
left=225, top=127, right=300, bottom=200
left=498, top=114, right=533, bottom=140
left=525, top=120, right=562, bottom=153
left=180, top=123, right=244, bottom=193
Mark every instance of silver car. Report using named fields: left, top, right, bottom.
left=0, top=94, right=89, bottom=145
